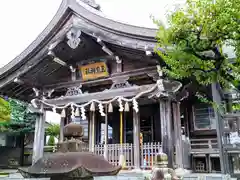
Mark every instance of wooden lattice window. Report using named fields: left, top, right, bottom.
left=193, top=103, right=216, bottom=130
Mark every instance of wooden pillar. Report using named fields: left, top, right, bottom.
left=112, top=110, right=120, bottom=143
left=89, top=111, right=96, bottom=152
left=159, top=100, right=174, bottom=168
left=70, top=67, right=76, bottom=81
left=59, top=117, right=65, bottom=142
left=173, top=102, right=184, bottom=168
left=133, top=110, right=140, bottom=169
left=32, top=105, right=45, bottom=164
left=104, top=105, right=108, bottom=160
left=88, top=112, right=92, bottom=151
left=211, top=83, right=229, bottom=174
left=32, top=114, right=39, bottom=165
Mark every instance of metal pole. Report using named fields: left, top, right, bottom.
left=120, top=111, right=123, bottom=144
left=119, top=111, right=126, bottom=168
left=91, top=112, right=95, bottom=152
left=104, top=105, right=108, bottom=160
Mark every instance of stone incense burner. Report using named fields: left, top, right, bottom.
left=18, top=122, right=121, bottom=180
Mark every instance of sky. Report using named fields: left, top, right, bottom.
left=0, top=0, right=186, bottom=69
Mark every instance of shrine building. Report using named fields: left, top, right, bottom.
left=0, top=0, right=235, bottom=173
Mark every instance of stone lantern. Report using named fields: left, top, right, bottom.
left=151, top=152, right=178, bottom=180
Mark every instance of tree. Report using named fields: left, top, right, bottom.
left=46, top=124, right=60, bottom=152
left=47, top=136, right=55, bottom=146
left=154, top=0, right=240, bottom=98
left=0, top=97, right=37, bottom=166
left=0, top=98, right=36, bottom=134
left=0, top=97, right=11, bottom=124
left=45, top=124, right=60, bottom=138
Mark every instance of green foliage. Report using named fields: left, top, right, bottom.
left=47, top=135, right=55, bottom=146
left=0, top=98, right=37, bottom=134
left=233, top=103, right=240, bottom=111
left=154, top=0, right=240, bottom=89
left=0, top=97, right=11, bottom=123
left=45, top=124, right=60, bottom=138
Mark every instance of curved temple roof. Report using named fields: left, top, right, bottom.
left=0, top=0, right=157, bottom=87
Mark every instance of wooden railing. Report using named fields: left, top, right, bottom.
left=94, top=142, right=162, bottom=169
left=95, top=143, right=133, bottom=168
left=190, top=138, right=218, bottom=154
left=140, top=142, right=162, bottom=169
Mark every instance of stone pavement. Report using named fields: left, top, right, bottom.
left=0, top=170, right=149, bottom=180
left=0, top=169, right=237, bottom=180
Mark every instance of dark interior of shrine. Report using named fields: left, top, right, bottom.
left=91, top=100, right=173, bottom=145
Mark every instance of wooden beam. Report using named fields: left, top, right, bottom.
left=43, top=66, right=157, bottom=90
left=44, top=84, right=155, bottom=106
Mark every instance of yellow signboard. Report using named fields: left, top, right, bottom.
left=80, top=62, right=109, bottom=81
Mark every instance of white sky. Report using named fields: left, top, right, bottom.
left=0, top=0, right=186, bottom=69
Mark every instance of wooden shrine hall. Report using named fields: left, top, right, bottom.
left=0, top=0, right=225, bottom=172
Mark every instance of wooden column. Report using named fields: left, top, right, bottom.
left=160, top=100, right=174, bottom=168
left=71, top=67, right=76, bottom=81
left=173, top=102, right=183, bottom=168
left=104, top=105, right=108, bottom=160
left=32, top=114, right=39, bottom=165
left=89, top=111, right=96, bottom=152
left=88, top=112, right=92, bottom=151
left=59, top=117, right=65, bottom=142
left=32, top=105, right=46, bottom=165
left=133, top=110, right=140, bottom=169
left=211, top=83, right=229, bottom=174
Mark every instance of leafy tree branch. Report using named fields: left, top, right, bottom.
left=154, top=0, right=240, bottom=102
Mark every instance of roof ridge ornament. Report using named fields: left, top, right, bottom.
left=76, top=0, right=100, bottom=10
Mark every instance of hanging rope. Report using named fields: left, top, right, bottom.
left=37, top=83, right=159, bottom=109
left=31, top=79, right=180, bottom=115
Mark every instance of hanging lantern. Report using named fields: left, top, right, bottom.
left=118, top=98, right=124, bottom=112
left=90, top=102, right=95, bottom=112
left=124, top=102, right=129, bottom=112
left=75, top=107, right=80, bottom=116
left=61, top=109, right=66, bottom=118
left=98, top=103, right=105, bottom=116
left=108, top=102, right=113, bottom=113
left=132, top=99, right=139, bottom=113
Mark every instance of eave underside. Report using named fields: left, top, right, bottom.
left=0, top=31, right=159, bottom=101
